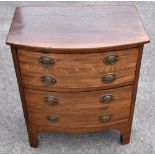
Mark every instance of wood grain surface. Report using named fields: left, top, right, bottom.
left=25, top=86, right=132, bottom=130
left=28, top=120, right=130, bottom=136
left=27, top=103, right=130, bottom=127
left=28, top=112, right=129, bottom=129
left=24, top=85, right=133, bottom=111
left=18, top=48, right=138, bottom=91
left=6, top=6, right=149, bottom=51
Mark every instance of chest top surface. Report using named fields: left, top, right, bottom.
left=6, top=6, right=149, bottom=51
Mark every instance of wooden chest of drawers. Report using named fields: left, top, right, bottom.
left=6, top=6, right=149, bottom=147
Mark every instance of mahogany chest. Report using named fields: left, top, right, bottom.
left=6, top=6, right=150, bottom=147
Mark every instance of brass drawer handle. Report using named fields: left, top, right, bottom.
left=47, top=115, right=59, bottom=122
left=44, top=96, right=58, bottom=105
left=41, top=76, right=56, bottom=85
left=104, top=55, right=119, bottom=65
left=99, top=114, right=112, bottom=122
left=100, top=95, right=114, bottom=103
left=39, top=56, right=55, bottom=66
left=102, top=73, right=116, bottom=83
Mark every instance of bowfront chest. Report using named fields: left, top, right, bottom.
left=6, top=6, right=150, bottom=147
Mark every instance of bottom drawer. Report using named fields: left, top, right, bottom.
left=25, top=86, right=133, bottom=127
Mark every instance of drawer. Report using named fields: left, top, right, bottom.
left=18, top=48, right=138, bottom=91
left=25, top=86, right=132, bottom=126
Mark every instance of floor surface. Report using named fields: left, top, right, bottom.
left=0, top=1, right=155, bottom=153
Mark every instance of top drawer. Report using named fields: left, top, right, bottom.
left=18, top=48, right=138, bottom=91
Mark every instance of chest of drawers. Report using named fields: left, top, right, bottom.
left=6, top=6, right=149, bottom=147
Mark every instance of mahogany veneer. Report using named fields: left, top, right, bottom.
left=6, top=6, right=150, bottom=147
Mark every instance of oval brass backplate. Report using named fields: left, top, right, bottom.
left=99, top=114, right=112, bottom=122
left=104, top=55, right=119, bottom=65
left=100, top=95, right=114, bottom=103
left=44, top=96, right=58, bottom=105
left=41, top=76, right=56, bottom=85
left=39, top=56, right=55, bottom=66
left=47, top=115, right=59, bottom=122
left=102, top=73, right=116, bottom=83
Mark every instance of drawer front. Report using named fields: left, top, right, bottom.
left=18, top=48, right=138, bottom=91
left=25, top=86, right=132, bottom=126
